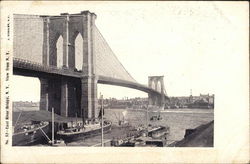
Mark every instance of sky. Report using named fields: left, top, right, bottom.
left=2, top=1, right=248, bottom=101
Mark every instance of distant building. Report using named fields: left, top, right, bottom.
left=98, top=93, right=214, bottom=110
left=98, top=97, right=148, bottom=109
left=166, top=93, right=214, bottom=109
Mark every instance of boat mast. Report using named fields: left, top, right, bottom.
left=146, top=105, right=149, bottom=136
left=81, top=108, right=84, bottom=127
left=101, top=94, right=104, bottom=147
left=52, top=107, right=55, bottom=145
left=75, top=112, right=77, bottom=126
left=14, top=109, right=23, bottom=128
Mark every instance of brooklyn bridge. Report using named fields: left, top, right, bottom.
left=13, top=11, right=168, bottom=119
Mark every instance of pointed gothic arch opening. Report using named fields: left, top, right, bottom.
left=74, top=33, right=83, bottom=71
left=56, top=35, right=63, bottom=68
left=157, top=81, right=162, bottom=93
left=151, top=81, right=156, bottom=90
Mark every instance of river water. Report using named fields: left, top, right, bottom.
left=66, top=108, right=214, bottom=146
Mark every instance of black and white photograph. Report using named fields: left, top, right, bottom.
left=1, top=1, right=249, bottom=163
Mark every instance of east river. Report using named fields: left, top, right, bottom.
left=66, top=108, right=214, bottom=146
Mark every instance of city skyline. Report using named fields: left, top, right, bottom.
left=6, top=1, right=247, bottom=101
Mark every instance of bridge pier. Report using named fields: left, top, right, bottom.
left=60, top=79, right=69, bottom=117
left=40, top=77, right=81, bottom=117
left=48, top=79, right=62, bottom=115
left=40, top=78, right=49, bottom=111
left=148, top=93, right=154, bottom=106
left=57, top=78, right=81, bottom=117
left=40, top=78, right=62, bottom=115
left=148, top=93, right=162, bottom=106
left=80, top=76, right=98, bottom=120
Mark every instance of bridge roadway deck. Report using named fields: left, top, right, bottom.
left=13, top=58, right=168, bottom=98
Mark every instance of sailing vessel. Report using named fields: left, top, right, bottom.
left=12, top=110, right=50, bottom=146
left=12, top=120, right=50, bottom=146
left=113, top=110, right=130, bottom=127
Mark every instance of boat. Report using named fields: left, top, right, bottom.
left=113, top=110, right=130, bottom=127
left=147, top=125, right=170, bottom=139
left=12, top=120, right=50, bottom=146
left=150, top=111, right=162, bottom=121
left=111, top=125, right=169, bottom=147
left=57, top=120, right=112, bottom=143
left=57, top=96, right=112, bottom=143
left=111, top=105, right=170, bottom=147
left=150, top=115, right=162, bottom=121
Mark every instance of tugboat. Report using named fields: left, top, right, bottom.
left=150, top=114, right=162, bottom=121
left=150, top=111, right=162, bottom=121
left=57, top=120, right=112, bottom=143
left=57, top=96, right=112, bottom=143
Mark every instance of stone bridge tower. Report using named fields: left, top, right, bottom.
left=39, top=11, right=98, bottom=119
left=148, top=76, right=166, bottom=107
